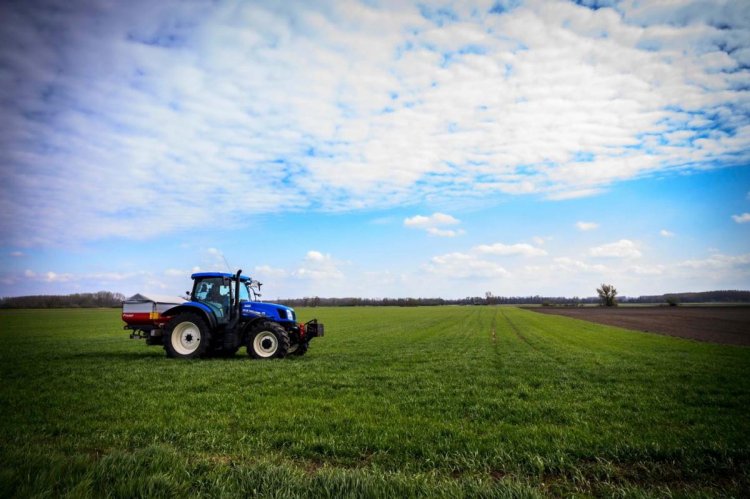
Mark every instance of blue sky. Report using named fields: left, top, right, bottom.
left=1, top=0, right=749, bottom=299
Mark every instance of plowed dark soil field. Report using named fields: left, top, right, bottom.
left=531, top=306, right=750, bottom=346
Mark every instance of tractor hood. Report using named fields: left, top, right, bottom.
left=241, top=301, right=296, bottom=322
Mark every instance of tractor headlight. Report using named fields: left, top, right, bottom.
left=279, top=308, right=294, bottom=320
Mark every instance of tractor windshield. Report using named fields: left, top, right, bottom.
left=239, top=282, right=250, bottom=301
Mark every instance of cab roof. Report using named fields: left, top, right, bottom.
left=191, top=272, right=252, bottom=282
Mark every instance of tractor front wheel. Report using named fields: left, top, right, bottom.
left=288, top=340, right=309, bottom=356
left=164, top=313, right=211, bottom=359
left=247, top=321, right=290, bottom=359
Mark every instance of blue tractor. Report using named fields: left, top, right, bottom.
left=147, top=270, right=322, bottom=359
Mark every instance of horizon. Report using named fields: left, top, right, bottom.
left=3, top=288, right=750, bottom=303
left=1, top=0, right=749, bottom=300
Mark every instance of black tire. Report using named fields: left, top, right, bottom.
left=289, top=340, right=309, bottom=356
left=163, top=313, right=211, bottom=359
left=247, top=321, right=290, bottom=359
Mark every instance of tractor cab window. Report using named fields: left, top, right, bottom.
left=193, top=277, right=230, bottom=320
left=239, top=283, right=250, bottom=302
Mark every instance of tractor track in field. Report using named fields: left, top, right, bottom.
left=500, top=309, right=539, bottom=351
left=490, top=311, right=497, bottom=345
left=499, top=310, right=585, bottom=372
left=489, top=309, right=504, bottom=373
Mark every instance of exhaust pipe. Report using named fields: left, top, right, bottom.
left=234, top=269, right=242, bottom=319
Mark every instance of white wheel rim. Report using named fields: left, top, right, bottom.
left=172, top=321, right=201, bottom=355
left=253, top=331, right=278, bottom=358
left=288, top=343, right=299, bottom=354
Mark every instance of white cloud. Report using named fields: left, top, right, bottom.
left=552, top=257, right=607, bottom=274
left=679, top=253, right=750, bottom=270
left=426, top=227, right=465, bottom=237
left=660, top=229, right=676, bottom=237
left=9, top=251, right=24, bottom=257
left=627, top=264, right=665, bottom=276
left=546, top=188, right=605, bottom=201
left=1, top=0, right=749, bottom=245
left=668, top=252, right=750, bottom=289
left=293, top=250, right=345, bottom=280
left=404, top=212, right=464, bottom=237
left=43, top=271, right=73, bottom=283
left=304, top=251, right=327, bottom=263
left=589, top=239, right=642, bottom=259
left=474, top=242, right=547, bottom=257
left=89, top=272, right=138, bottom=282
left=732, top=213, right=750, bottom=224
left=7, top=267, right=176, bottom=296
left=424, top=252, right=509, bottom=279
left=24, top=270, right=75, bottom=283
left=404, top=213, right=460, bottom=228
left=422, top=240, right=546, bottom=280
left=254, top=265, right=288, bottom=279
left=576, top=221, right=599, bottom=231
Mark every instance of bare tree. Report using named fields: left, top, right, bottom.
left=596, top=284, right=618, bottom=307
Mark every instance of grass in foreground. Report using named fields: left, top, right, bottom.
left=0, top=306, right=748, bottom=497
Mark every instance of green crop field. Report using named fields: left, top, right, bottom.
left=1, top=306, right=748, bottom=498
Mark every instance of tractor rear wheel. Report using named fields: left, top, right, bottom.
left=247, top=321, right=290, bottom=359
left=164, top=313, right=211, bottom=359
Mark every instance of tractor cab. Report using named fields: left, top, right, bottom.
left=192, top=275, right=233, bottom=321
left=190, top=272, right=262, bottom=323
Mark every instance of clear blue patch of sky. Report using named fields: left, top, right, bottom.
left=418, top=4, right=459, bottom=26
left=488, top=1, right=522, bottom=16
left=571, top=0, right=620, bottom=11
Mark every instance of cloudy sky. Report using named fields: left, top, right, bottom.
left=1, top=0, right=749, bottom=299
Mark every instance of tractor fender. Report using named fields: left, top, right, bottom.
left=240, top=316, right=292, bottom=337
left=161, top=302, right=218, bottom=330
left=240, top=316, right=268, bottom=334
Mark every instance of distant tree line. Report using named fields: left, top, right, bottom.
left=1, top=289, right=748, bottom=309
left=0, top=291, right=126, bottom=309
left=278, top=295, right=592, bottom=308
left=279, top=290, right=750, bottom=307
left=619, top=290, right=750, bottom=304
left=279, top=295, right=586, bottom=308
